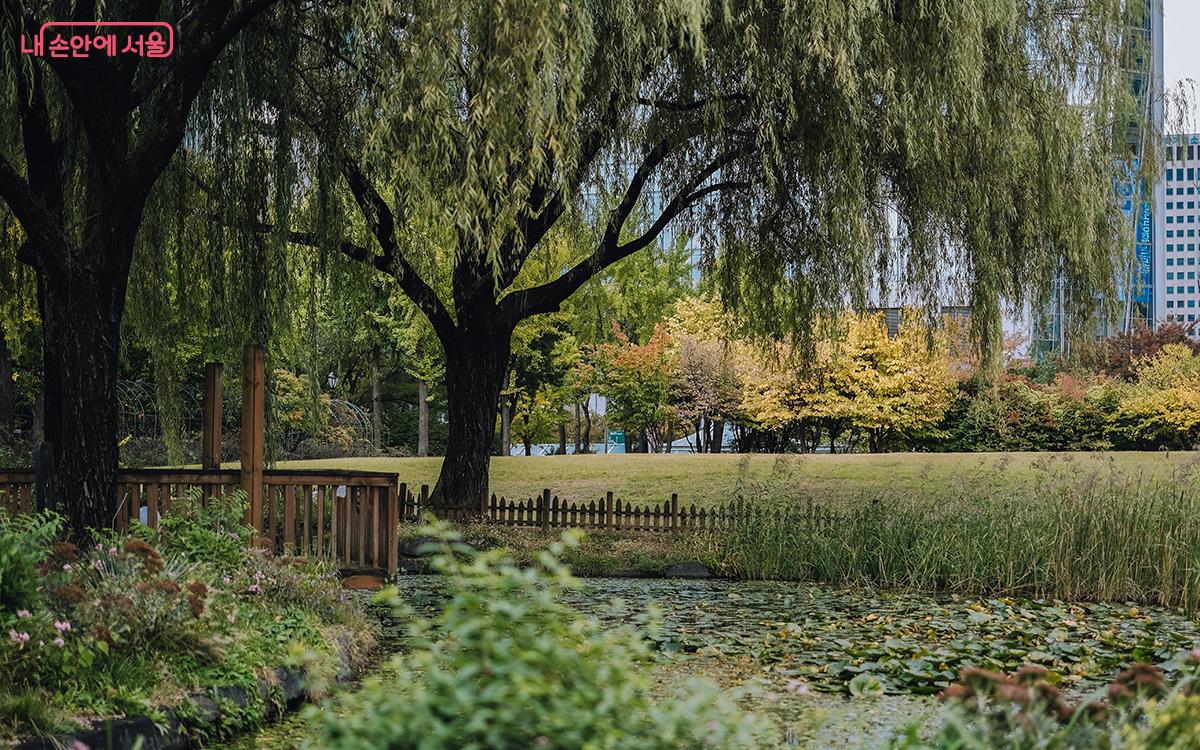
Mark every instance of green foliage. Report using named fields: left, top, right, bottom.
left=937, top=343, right=1200, bottom=452
left=0, top=512, right=60, bottom=612
left=334, top=0, right=1146, bottom=356
left=1110, top=344, right=1200, bottom=449
left=0, top=505, right=370, bottom=743
left=934, top=374, right=1118, bottom=452
left=155, top=489, right=253, bottom=574
left=313, top=523, right=768, bottom=749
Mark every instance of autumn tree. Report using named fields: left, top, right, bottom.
left=734, top=313, right=958, bottom=452
left=817, top=313, right=957, bottom=453
left=1113, top=343, right=1200, bottom=449
left=1081, top=320, right=1200, bottom=380
left=594, top=324, right=677, bottom=453
left=667, top=296, right=741, bottom=453
left=735, top=341, right=826, bottom=452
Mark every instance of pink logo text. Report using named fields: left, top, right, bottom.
left=20, top=21, right=175, bottom=59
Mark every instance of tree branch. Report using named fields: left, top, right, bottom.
left=635, top=93, right=750, bottom=112
left=0, top=153, right=70, bottom=266
left=504, top=147, right=751, bottom=319
left=14, top=47, right=62, bottom=215
left=495, top=95, right=620, bottom=291
left=126, top=0, right=284, bottom=192
left=335, top=157, right=457, bottom=338
left=235, top=216, right=457, bottom=340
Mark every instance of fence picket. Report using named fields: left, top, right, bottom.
left=284, top=485, right=297, bottom=554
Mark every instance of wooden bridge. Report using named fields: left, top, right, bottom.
left=0, top=467, right=403, bottom=575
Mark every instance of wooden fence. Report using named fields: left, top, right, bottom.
left=0, top=468, right=400, bottom=574
left=0, top=471, right=35, bottom=515
left=397, top=485, right=839, bottom=533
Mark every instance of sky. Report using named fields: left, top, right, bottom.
left=1164, top=0, right=1200, bottom=91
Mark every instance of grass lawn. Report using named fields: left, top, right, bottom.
left=276, top=451, right=1200, bottom=508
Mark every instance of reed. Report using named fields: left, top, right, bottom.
left=704, top=460, right=1200, bottom=613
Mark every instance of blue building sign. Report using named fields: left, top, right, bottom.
left=1135, top=199, right=1153, bottom=308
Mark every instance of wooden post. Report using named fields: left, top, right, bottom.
left=33, top=442, right=55, bottom=514
left=670, top=493, right=678, bottom=531
left=387, top=482, right=399, bottom=576
left=540, top=488, right=550, bottom=530
left=240, top=344, right=266, bottom=537
left=201, top=362, right=223, bottom=470
left=605, top=490, right=614, bottom=528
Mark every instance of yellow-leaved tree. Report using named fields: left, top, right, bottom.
left=820, top=313, right=957, bottom=453
left=734, top=312, right=958, bottom=453
left=1113, top=344, right=1200, bottom=449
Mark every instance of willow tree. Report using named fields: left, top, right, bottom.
left=278, top=0, right=1144, bottom=510
left=0, top=0, right=285, bottom=535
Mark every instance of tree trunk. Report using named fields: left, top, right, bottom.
left=31, top=383, right=44, bottom=445
left=708, top=418, right=723, bottom=453
left=499, top=371, right=511, bottom=457
left=417, top=376, right=429, bottom=458
left=370, top=346, right=384, bottom=451
left=557, top=415, right=567, bottom=456
left=523, top=438, right=532, bottom=456
left=429, top=319, right=512, bottom=513
left=828, top=422, right=840, bottom=454
left=573, top=402, right=581, bottom=453
left=582, top=405, right=592, bottom=453
left=869, top=429, right=884, bottom=453
left=37, top=255, right=128, bottom=537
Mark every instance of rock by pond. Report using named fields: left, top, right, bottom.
left=663, top=561, right=710, bottom=579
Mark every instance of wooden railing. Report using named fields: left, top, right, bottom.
left=260, top=471, right=398, bottom=575
left=1, top=468, right=400, bottom=575
left=114, top=469, right=241, bottom=531
left=3, top=469, right=840, bottom=574
left=0, top=471, right=35, bottom=514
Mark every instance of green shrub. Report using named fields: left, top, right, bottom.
left=155, top=489, right=253, bottom=574
left=313, top=523, right=769, bottom=750
left=0, top=512, right=60, bottom=613
left=0, top=501, right=371, bottom=743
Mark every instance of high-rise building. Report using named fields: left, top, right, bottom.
left=1160, top=134, right=1200, bottom=330
left=1123, top=0, right=1164, bottom=332
left=1032, top=0, right=1165, bottom=355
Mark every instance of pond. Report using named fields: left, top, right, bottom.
left=219, top=576, right=1200, bottom=749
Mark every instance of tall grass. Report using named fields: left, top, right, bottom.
left=704, top=458, right=1200, bottom=613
